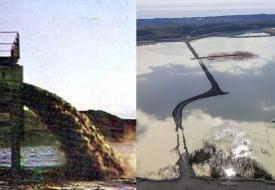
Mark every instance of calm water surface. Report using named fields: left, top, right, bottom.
left=0, top=146, right=64, bottom=167
left=137, top=34, right=275, bottom=179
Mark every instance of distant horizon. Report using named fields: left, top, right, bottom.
left=137, top=13, right=275, bottom=20
left=137, top=6, right=275, bottom=19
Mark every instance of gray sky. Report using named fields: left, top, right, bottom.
left=138, top=0, right=275, bottom=8
left=0, top=0, right=135, bottom=118
left=137, top=0, right=275, bottom=18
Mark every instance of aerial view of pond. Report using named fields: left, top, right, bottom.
left=137, top=33, right=275, bottom=180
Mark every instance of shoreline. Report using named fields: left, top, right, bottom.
left=137, top=28, right=273, bottom=46
left=137, top=30, right=275, bottom=189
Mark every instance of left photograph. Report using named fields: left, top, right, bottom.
left=0, top=1, right=136, bottom=189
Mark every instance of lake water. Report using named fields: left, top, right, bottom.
left=0, top=146, right=64, bottom=167
left=111, top=142, right=136, bottom=172
left=137, top=33, right=275, bottom=179
left=0, top=142, right=136, bottom=171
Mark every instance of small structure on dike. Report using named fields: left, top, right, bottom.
left=0, top=32, right=130, bottom=180
left=0, top=32, right=23, bottom=181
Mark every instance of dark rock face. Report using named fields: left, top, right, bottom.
left=18, top=83, right=131, bottom=179
left=81, top=110, right=136, bottom=142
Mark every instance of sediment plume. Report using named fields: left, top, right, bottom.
left=0, top=82, right=132, bottom=179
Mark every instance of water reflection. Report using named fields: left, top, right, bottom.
left=137, top=35, right=275, bottom=179
left=137, top=42, right=199, bottom=75
left=193, top=37, right=275, bottom=75
left=183, top=110, right=275, bottom=177
left=137, top=110, right=180, bottom=179
left=137, top=64, right=210, bottom=120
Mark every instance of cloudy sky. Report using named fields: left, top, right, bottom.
left=0, top=0, right=135, bottom=118
left=138, top=0, right=275, bottom=8
left=138, top=0, right=275, bottom=18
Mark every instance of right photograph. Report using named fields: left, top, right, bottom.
left=137, top=1, right=275, bottom=189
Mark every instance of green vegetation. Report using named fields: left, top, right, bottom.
left=0, top=109, right=59, bottom=148
left=0, top=129, right=59, bottom=147
left=189, top=142, right=215, bottom=165
left=0, top=82, right=130, bottom=179
left=189, top=148, right=211, bottom=165
left=137, top=14, right=275, bottom=41
left=253, top=162, right=273, bottom=180
left=189, top=142, right=273, bottom=180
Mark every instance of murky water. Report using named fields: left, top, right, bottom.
left=111, top=142, right=136, bottom=172
left=137, top=33, right=275, bottom=179
left=0, top=146, right=65, bottom=167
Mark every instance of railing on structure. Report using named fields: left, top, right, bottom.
left=0, top=31, right=20, bottom=64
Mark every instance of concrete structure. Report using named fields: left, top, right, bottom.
left=0, top=32, right=23, bottom=181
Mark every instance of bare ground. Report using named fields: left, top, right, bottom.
left=0, top=180, right=136, bottom=190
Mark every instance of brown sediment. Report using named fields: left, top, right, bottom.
left=22, top=83, right=133, bottom=179
left=0, top=82, right=132, bottom=180
left=81, top=110, right=136, bottom=142
left=191, top=51, right=257, bottom=61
